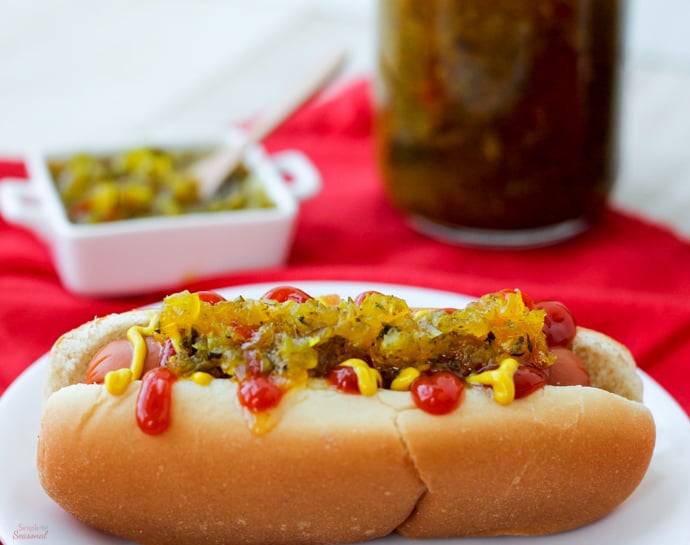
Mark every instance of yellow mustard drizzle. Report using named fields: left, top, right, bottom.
left=338, top=358, right=382, bottom=396
left=104, top=368, right=133, bottom=395
left=189, top=371, right=214, bottom=386
left=390, top=367, right=421, bottom=391
left=104, top=313, right=158, bottom=395
left=465, top=357, right=519, bottom=405
left=244, top=408, right=278, bottom=436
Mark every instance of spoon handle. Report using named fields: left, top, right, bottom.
left=246, top=49, right=347, bottom=145
left=194, top=49, right=347, bottom=199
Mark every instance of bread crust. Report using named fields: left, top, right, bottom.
left=37, top=312, right=656, bottom=544
left=394, top=386, right=655, bottom=537
left=38, top=381, right=425, bottom=545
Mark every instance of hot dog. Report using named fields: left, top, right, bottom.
left=37, top=287, right=655, bottom=545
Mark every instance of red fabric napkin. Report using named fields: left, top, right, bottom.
left=1, top=80, right=689, bottom=416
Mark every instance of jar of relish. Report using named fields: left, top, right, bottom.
left=374, top=0, right=625, bottom=247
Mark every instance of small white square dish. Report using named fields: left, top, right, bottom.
left=0, top=136, right=320, bottom=297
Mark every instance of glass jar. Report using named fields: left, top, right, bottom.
left=374, top=0, right=625, bottom=247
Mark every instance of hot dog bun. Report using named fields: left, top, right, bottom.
left=42, top=309, right=154, bottom=400
left=37, top=309, right=655, bottom=544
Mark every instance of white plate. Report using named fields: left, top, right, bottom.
left=1, top=281, right=689, bottom=545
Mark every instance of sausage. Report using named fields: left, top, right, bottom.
left=85, top=337, right=164, bottom=384
left=547, top=346, right=591, bottom=387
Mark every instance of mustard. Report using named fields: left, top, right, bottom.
left=104, top=368, right=133, bottom=395
left=338, top=358, right=382, bottom=396
left=465, top=357, right=519, bottom=405
left=126, top=316, right=158, bottom=380
left=189, top=371, right=214, bottom=386
left=104, top=313, right=158, bottom=395
left=390, top=367, right=421, bottom=391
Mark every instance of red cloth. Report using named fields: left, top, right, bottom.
left=1, top=80, right=689, bottom=415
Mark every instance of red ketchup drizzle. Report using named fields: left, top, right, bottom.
left=238, top=374, right=284, bottom=413
left=410, top=372, right=465, bottom=415
left=136, top=367, right=177, bottom=435
left=326, top=366, right=360, bottom=394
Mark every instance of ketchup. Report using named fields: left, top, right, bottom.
left=326, top=366, right=360, bottom=394
left=238, top=374, right=284, bottom=413
left=410, top=372, right=465, bottom=415
left=136, top=367, right=177, bottom=435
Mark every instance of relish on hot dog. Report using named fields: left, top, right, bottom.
left=37, top=287, right=655, bottom=545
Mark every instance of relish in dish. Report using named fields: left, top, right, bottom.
left=49, top=148, right=274, bottom=223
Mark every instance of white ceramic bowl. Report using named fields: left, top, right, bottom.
left=0, top=137, right=320, bottom=297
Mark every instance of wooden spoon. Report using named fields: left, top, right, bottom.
left=190, top=49, right=347, bottom=199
